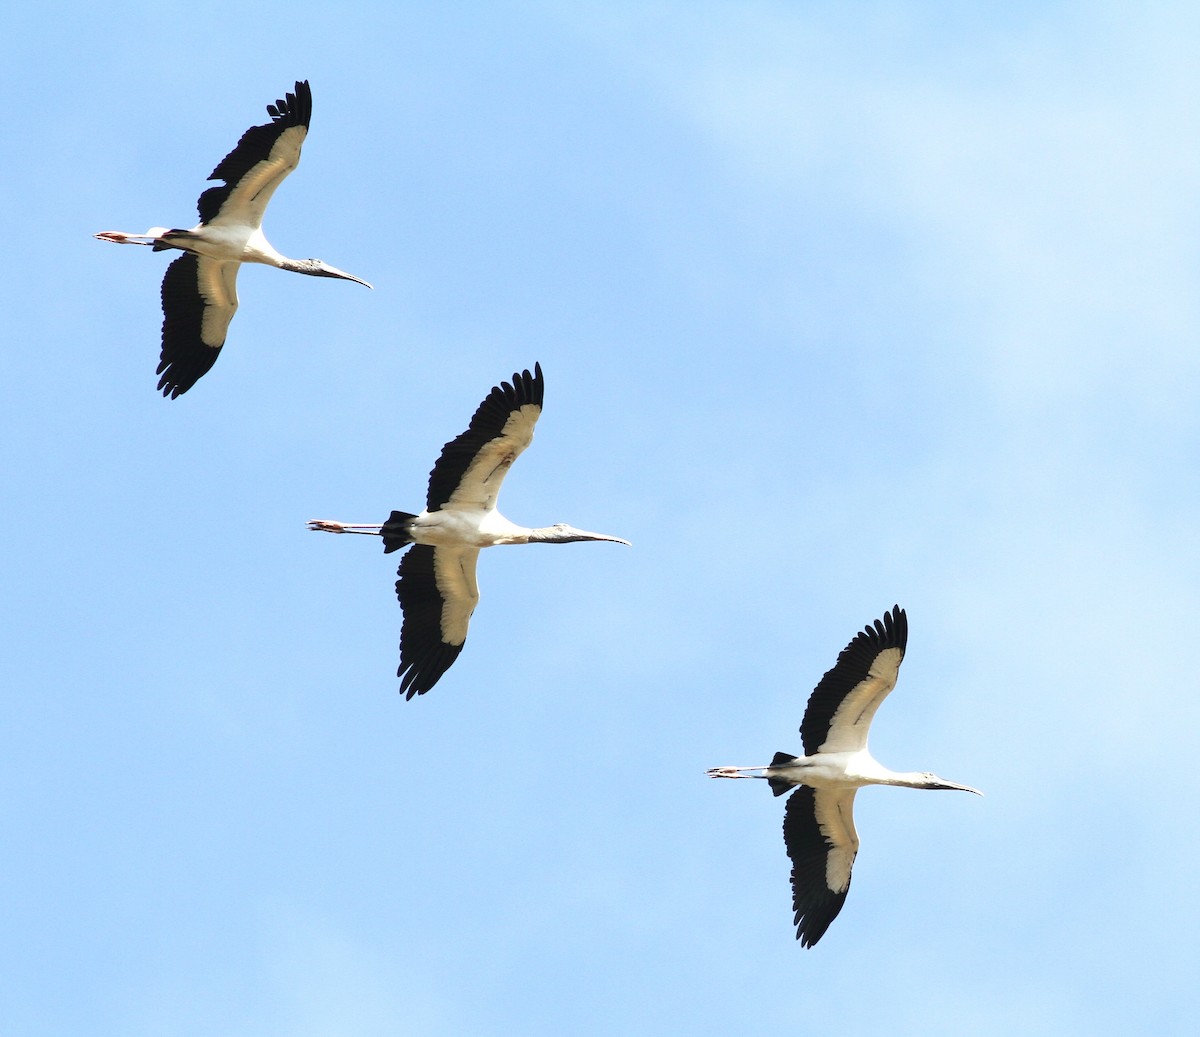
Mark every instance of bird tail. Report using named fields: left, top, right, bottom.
left=768, top=752, right=800, bottom=797
left=151, top=229, right=188, bottom=251
left=381, top=511, right=417, bottom=554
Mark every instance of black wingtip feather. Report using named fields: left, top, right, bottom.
left=397, top=644, right=461, bottom=699
left=397, top=637, right=464, bottom=699
left=799, top=605, right=907, bottom=755
left=783, top=786, right=852, bottom=948
left=156, top=254, right=222, bottom=398
left=425, top=364, right=545, bottom=510
left=393, top=545, right=467, bottom=698
left=197, top=80, right=313, bottom=223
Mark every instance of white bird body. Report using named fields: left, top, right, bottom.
left=765, top=751, right=914, bottom=789
left=95, top=80, right=370, bottom=397
left=105, top=224, right=292, bottom=267
left=175, top=225, right=275, bottom=263
left=403, top=508, right=536, bottom=548
left=763, top=751, right=968, bottom=790
left=707, top=606, right=980, bottom=947
left=308, top=364, right=629, bottom=698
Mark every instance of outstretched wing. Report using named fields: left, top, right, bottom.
left=784, top=785, right=859, bottom=948
left=800, top=605, right=908, bottom=755
left=426, top=364, right=544, bottom=512
left=395, top=544, right=480, bottom=699
left=157, top=253, right=239, bottom=398
left=197, top=80, right=312, bottom=227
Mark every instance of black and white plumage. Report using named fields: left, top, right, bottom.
left=308, top=364, right=630, bottom=698
left=96, top=80, right=371, bottom=398
left=707, top=606, right=980, bottom=947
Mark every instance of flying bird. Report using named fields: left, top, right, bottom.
left=95, top=80, right=371, bottom=398
left=308, top=363, right=630, bottom=698
left=707, top=606, right=980, bottom=947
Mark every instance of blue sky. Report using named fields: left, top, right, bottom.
left=2, top=2, right=1199, bottom=1034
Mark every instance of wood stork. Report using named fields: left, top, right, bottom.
left=707, top=606, right=980, bottom=947
left=308, top=363, right=630, bottom=698
left=95, top=80, right=371, bottom=398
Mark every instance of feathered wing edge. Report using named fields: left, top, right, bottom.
left=156, top=253, right=237, bottom=397
left=196, top=80, right=312, bottom=223
left=393, top=544, right=476, bottom=699
left=783, top=785, right=858, bottom=948
left=426, top=364, right=544, bottom=510
left=800, top=605, right=907, bottom=755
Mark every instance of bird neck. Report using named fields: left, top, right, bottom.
left=874, top=771, right=934, bottom=789
left=491, top=531, right=535, bottom=545
left=523, top=527, right=570, bottom=544
left=840, top=754, right=928, bottom=788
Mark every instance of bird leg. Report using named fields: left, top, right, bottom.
left=706, top=766, right=767, bottom=779
left=307, top=520, right=383, bottom=535
left=94, top=231, right=158, bottom=246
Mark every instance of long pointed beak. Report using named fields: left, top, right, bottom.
left=532, top=524, right=631, bottom=545
left=565, top=531, right=631, bottom=546
left=933, top=779, right=984, bottom=795
left=319, top=264, right=373, bottom=288
left=580, top=531, right=632, bottom=546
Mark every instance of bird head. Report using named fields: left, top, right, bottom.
left=298, top=259, right=373, bottom=288
left=921, top=772, right=983, bottom=794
